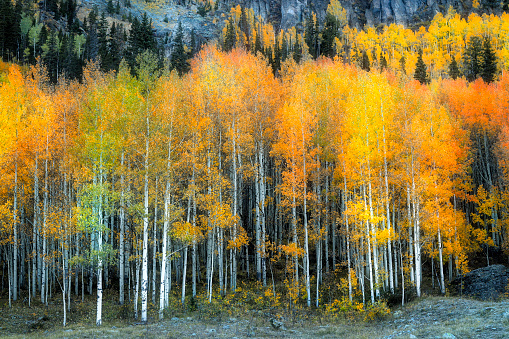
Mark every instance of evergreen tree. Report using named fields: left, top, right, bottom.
left=349, top=45, right=359, bottom=65
left=65, top=0, right=78, bottom=32
left=140, top=13, right=156, bottom=51
left=0, top=0, right=21, bottom=60
left=107, top=0, right=115, bottom=14
left=449, top=55, right=460, bottom=80
left=481, top=36, right=497, bottom=83
left=170, top=22, right=189, bottom=76
left=239, top=7, right=250, bottom=50
left=126, top=13, right=157, bottom=70
left=371, top=48, right=378, bottom=68
left=254, top=26, right=262, bottom=55
left=380, top=51, right=388, bottom=71
left=360, top=50, right=370, bottom=72
left=108, top=22, right=122, bottom=71
left=281, top=35, right=289, bottom=62
left=223, top=19, right=236, bottom=52
left=272, top=38, right=281, bottom=74
left=320, top=12, right=339, bottom=58
left=266, top=46, right=273, bottom=69
left=189, top=28, right=196, bottom=58
left=98, top=13, right=111, bottom=71
left=86, top=8, right=99, bottom=61
left=399, top=55, right=406, bottom=75
left=463, top=35, right=482, bottom=82
left=414, top=49, right=429, bottom=84
left=43, top=30, right=59, bottom=83
left=305, top=14, right=319, bottom=59
left=293, top=37, right=302, bottom=63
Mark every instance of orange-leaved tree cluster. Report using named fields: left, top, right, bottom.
left=1, top=43, right=509, bottom=326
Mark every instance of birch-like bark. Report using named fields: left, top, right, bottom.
left=13, top=157, right=18, bottom=301
left=160, top=130, right=173, bottom=318
left=152, top=179, right=158, bottom=304
left=119, top=153, right=125, bottom=305
left=32, top=156, right=39, bottom=299
left=141, top=114, right=150, bottom=323
left=301, top=126, right=310, bottom=308
left=42, top=135, right=49, bottom=305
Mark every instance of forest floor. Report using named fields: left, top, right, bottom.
left=1, top=292, right=509, bottom=338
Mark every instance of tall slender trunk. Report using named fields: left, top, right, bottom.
left=32, top=155, right=39, bottom=299
left=412, top=161, right=421, bottom=297
left=160, top=130, right=173, bottom=318
left=152, top=179, right=158, bottom=304
left=191, top=165, right=197, bottom=298
left=96, top=168, right=104, bottom=326
left=13, top=157, right=18, bottom=301
left=363, top=183, right=375, bottom=305
left=181, top=246, right=188, bottom=306
left=62, top=242, right=67, bottom=326
left=42, top=135, right=49, bottom=305
left=141, top=115, right=150, bottom=323
left=381, top=103, right=394, bottom=294
left=119, top=153, right=126, bottom=305
left=301, top=126, right=310, bottom=308
left=231, top=123, right=238, bottom=291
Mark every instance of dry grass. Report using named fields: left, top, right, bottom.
left=1, top=290, right=508, bottom=338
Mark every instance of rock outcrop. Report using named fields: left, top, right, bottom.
left=451, top=264, right=509, bottom=300
left=237, top=0, right=501, bottom=30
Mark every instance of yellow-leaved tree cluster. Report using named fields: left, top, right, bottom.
left=1, top=41, right=509, bottom=325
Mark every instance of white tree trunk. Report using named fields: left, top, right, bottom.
left=141, top=120, right=150, bottom=323
left=13, top=159, right=18, bottom=301
left=119, top=153, right=126, bottom=305
left=152, top=179, right=158, bottom=304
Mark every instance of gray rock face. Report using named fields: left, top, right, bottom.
left=451, top=264, right=509, bottom=300
left=236, top=0, right=494, bottom=30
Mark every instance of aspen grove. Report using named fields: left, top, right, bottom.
left=1, top=44, right=509, bottom=324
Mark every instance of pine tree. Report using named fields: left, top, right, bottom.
left=109, top=22, right=122, bottom=71
left=414, top=49, right=429, bottom=84
left=281, top=35, right=289, bottom=62
left=293, top=37, right=302, bottom=63
left=320, top=13, right=339, bottom=58
left=0, top=0, right=21, bottom=60
left=98, top=13, right=111, bottom=71
left=223, top=19, right=236, bottom=52
left=360, top=50, right=370, bottom=72
left=449, top=55, right=460, bottom=80
left=86, top=8, right=99, bottom=61
left=380, top=51, right=388, bottom=71
left=140, top=13, right=156, bottom=52
left=43, top=30, right=59, bottom=83
left=107, top=0, right=114, bottom=14
left=272, top=39, right=281, bottom=74
left=254, top=26, right=262, bottom=55
left=371, top=48, right=378, bottom=68
left=481, top=37, right=497, bottom=83
left=239, top=7, right=250, bottom=50
left=399, top=55, right=406, bottom=75
left=189, top=28, right=196, bottom=58
left=170, top=22, right=189, bottom=76
left=463, top=35, right=482, bottom=82
left=305, top=14, right=319, bottom=59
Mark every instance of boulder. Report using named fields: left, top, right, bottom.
left=451, top=265, right=509, bottom=300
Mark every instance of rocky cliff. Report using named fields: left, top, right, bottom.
left=238, top=0, right=502, bottom=30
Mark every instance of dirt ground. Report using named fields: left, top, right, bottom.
left=1, top=295, right=508, bottom=338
